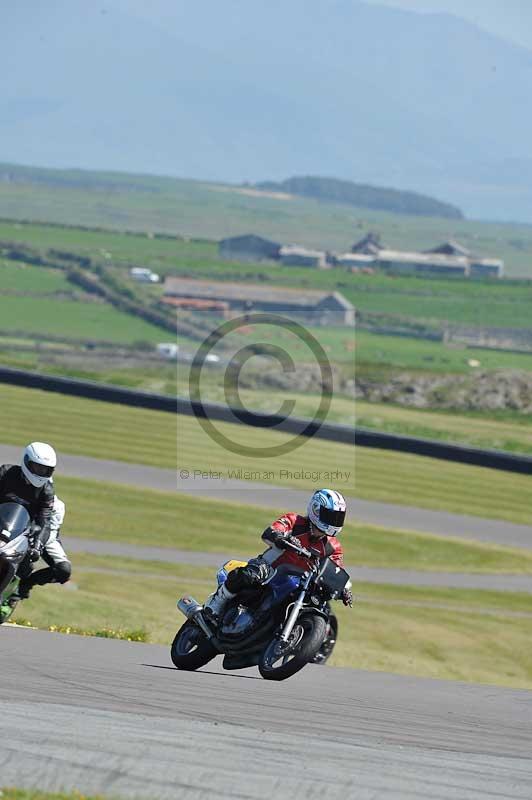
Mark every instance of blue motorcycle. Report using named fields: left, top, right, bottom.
left=171, top=540, right=350, bottom=681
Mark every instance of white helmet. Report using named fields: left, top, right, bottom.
left=21, top=442, right=57, bottom=488
left=308, top=489, right=347, bottom=537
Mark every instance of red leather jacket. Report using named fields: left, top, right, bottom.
left=262, top=512, right=344, bottom=570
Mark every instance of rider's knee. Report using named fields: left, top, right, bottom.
left=225, top=566, right=247, bottom=593
left=226, top=561, right=269, bottom=593
left=54, top=560, right=72, bottom=584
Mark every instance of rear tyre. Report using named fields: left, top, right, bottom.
left=170, top=620, right=217, bottom=671
left=259, top=614, right=327, bottom=681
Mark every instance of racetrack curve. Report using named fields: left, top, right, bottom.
left=1, top=627, right=532, bottom=800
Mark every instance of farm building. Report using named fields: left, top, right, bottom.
left=376, top=249, right=470, bottom=277
left=218, top=234, right=281, bottom=262
left=162, top=297, right=231, bottom=316
left=337, top=253, right=376, bottom=269
left=425, top=240, right=472, bottom=257
left=345, top=236, right=504, bottom=278
left=468, top=258, right=504, bottom=278
left=279, top=245, right=329, bottom=268
left=163, top=277, right=354, bottom=326
left=351, top=232, right=384, bottom=255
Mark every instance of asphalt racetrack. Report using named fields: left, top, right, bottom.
left=2, top=626, right=532, bottom=800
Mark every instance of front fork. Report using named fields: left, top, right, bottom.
left=278, top=574, right=312, bottom=643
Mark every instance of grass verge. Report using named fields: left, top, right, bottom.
left=12, top=555, right=532, bottom=690
left=55, top=476, right=532, bottom=573
left=356, top=400, right=532, bottom=455
left=1, top=791, right=112, bottom=800
left=1, top=384, right=532, bottom=525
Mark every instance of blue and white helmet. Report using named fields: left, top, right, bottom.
left=308, top=489, right=347, bottom=537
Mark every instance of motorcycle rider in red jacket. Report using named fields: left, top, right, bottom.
left=204, top=489, right=353, bottom=619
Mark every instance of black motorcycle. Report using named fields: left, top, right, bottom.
left=0, top=502, right=32, bottom=624
left=171, top=540, right=351, bottom=681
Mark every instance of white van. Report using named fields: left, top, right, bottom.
left=156, top=343, right=179, bottom=359
left=130, top=267, right=160, bottom=283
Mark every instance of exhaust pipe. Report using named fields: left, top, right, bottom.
left=177, top=595, right=214, bottom=640
left=177, top=595, right=203, bottom=618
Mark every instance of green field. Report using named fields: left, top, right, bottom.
left=2, top=384, right=530, bottom=525
left=355, top=330, right=532, bottom=373
left=0, top=260, right=72, bottom=292
left=1, top=166, right=532, bottom=277
left=2, top=220, right=532, bottom=332
left=1, top=791, right=111, bottom=800
left=356, top=401, right=532, bottom=455
left=53, top=475, right=532, bottom=573
left=0, top=293, right=166, bottom=344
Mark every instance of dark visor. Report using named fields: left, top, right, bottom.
left=318, top=506, right=345, bottom=527
left=25, top=457, right=54, bottom=478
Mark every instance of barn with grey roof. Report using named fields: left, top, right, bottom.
left=164, top=277, right=354, bottom=326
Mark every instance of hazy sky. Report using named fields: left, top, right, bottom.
left=366, top=0, right=532, bottom=51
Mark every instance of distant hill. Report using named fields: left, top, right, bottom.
left=255, top=176, right=463, bottom=220
left=2, top=161, right=532, bottom=278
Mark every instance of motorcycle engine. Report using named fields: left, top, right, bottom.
left=220, top=605, right=257, bottom=638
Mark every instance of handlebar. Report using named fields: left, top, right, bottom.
left=283, top=540, right=321, bottom=560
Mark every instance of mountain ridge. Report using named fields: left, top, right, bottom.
left=2, top=0, right=532, bottom=221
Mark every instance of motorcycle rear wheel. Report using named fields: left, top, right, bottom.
left=259, top=614, right=327, bottom=681
left=170, top=620, right=217, bottom=671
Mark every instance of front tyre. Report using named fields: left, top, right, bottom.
left=311, top=614, right=338, bottom=665
left=170, top=620, right=217, bottom=671
left=259, top=614, right=327, bottom=681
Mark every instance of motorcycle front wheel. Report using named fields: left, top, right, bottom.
left=311, top=614, right=338, bottom=665
left=259, top=614, right=327, bottom=681
left=170, top=620, right=217, bottom=671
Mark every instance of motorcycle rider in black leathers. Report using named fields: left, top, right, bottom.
left=0, top=442, right=56, bottom=599
left=18, top=494, right=71, bottom=598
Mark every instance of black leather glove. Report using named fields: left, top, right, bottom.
left=29, top=545, right=42, bottom=563
left=274, top=532, right=300, bottom=550
left=342, top=588, right=354, bottom=607
left=246, top=558, right=271, bottom=584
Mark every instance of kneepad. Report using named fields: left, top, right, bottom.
left=54, top=560, right=72, bottom=584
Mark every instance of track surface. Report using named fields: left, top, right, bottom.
left=2, top=627, right=532, bottom=800
left=68, top=537, right=532, bottom=592
left=1, top=444, right=530, bottom=549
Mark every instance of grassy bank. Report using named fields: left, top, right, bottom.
left=1, top=791, right=111, bottom=800
left=356, top=401, right=532, bottom=455
left=53, top=476, right=532, bottom=571
left=2, top=384, right=531, bottom=525
left=1, top=173, right=531, bottom=276
left=13, top=554, right=532, bottom=689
